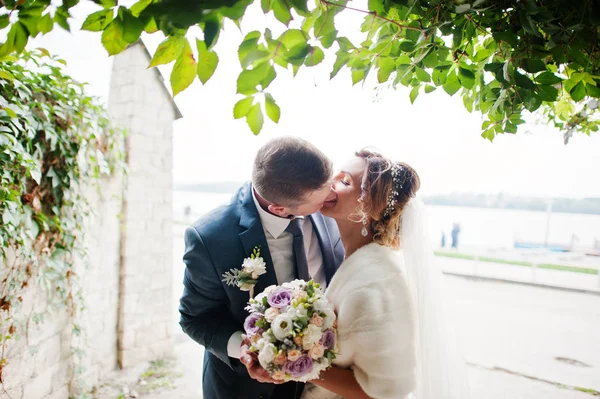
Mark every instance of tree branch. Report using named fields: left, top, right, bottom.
left=320, top=0, right=422, bottom=33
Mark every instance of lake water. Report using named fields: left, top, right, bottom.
left=173, top=191, right=600, bottom=255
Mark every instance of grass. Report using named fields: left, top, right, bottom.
left=136, top=359, right=182, bottom=394
left=435, top=251, right=598, bottom=275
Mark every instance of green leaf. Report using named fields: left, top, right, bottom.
left=237, top=62, right=276, bottom=94
left=415, top=67, right=430, bottom=83
left=586, top=83, right=600, bottom=99
left=422, top=50, right=438, bottom=68
left=246, top=103, right=264, bottom=135
left=458, top=66, right=475, bottom=89
left=54, top=8, right=71, bottom=32
left=569, top=81, right=586, bottom=102
left=92, top=0, right=117, bottom=8
left=0, top=15, right=9, bottom=30
left=0, top=22, right=28, bottom=56
left=264, top=93, right=280, bottom=123
left=424, top=85, right=436, bottom=93
left=352, top=69, right=365, bottom=85
left=537, top=85, right=559, bottom=102
left=286, top=44, right=310, bottom=65
left=409, top=86, right=419, bottom=104
left=120, top=7, right=145, bottom=43
left=144, top=17, right=158, bottom=33
left=37, top=13, right=54, bottom=34
left=171, top=41, right=197, bottom=96
left=196, top=39, right=219, bottom=84
left=238, top=31, right=262, bottom=67
left=233, top=97, right=254, bottom=119
left=261, top=0, right=272, bottom=13
left=279, top=29, right=307, bottom=49
left=535, top=72, right=562, bottom=85
left=149, top=36, right=186, bottom=68
left=514, top=72, right=536, bottom=90
left=272, top=0, right=292, bottom=26
left=377, top=57, right=395, bottom=83
left=101, top=16, right=128, bottom=56
left=463, top=95, right=474, bottom=112
left=81, top=9, right=113, bottom=32
left=305, top=46, right=324, bottom=67
left=520, top=13, right=541, bottom=37
left=130, top=0, right=152, bottom=17
left=432, top=65, right=451, bottom=85
left=331, top=50, right=349, bottom=79
left=0, top=71, right=14, bottom=81
left=521, top=59, right=547, bottom=73
left=443, top=73, right=461, bottom=96
left=203, top=19, right=220, bottom=49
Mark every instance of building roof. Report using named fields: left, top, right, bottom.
left=133, top=40, right=183, bottom=120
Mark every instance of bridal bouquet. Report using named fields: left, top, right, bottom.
left=243, top=280, right=338, bottom=382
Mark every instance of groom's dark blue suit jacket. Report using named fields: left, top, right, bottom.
left=179, top=182, right=344, bottom=399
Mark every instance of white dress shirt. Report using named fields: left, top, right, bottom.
left=227, top=190, right=326, bottom=358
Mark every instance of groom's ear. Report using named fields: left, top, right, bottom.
left=267, top=204, right=289, bottom=218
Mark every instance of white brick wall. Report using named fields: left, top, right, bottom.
left=108, top=42, right=176, bottom=369
left=0, top=41, right=178, bottom=398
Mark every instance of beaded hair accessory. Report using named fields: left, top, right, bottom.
left=383, top=163, right=403, bottom=217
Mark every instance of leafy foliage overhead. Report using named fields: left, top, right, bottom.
left=1, top=0, right=599, bottom=141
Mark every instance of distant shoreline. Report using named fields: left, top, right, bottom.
left=174, top=183, right=600, bottom=216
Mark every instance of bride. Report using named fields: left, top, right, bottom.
left=247, top=149, right=470, bottom=399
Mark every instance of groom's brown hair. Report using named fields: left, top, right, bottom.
left=252, top=136, right=332, bottom=206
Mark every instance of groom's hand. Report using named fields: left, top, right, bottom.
left=240, top=342, right=284, bottom=384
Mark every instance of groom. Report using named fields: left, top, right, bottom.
left=179, top=136, right=344, bottom=399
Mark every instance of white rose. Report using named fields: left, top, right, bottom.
left=263, top=285, right=277, bottom=295
left=312, top=298, right=329, bottom=312
left=321, top=308, right=336, bottom=329
left=264, top=307, right=280, bottom=323
left=254, top=292, right=267, bottom=304
left=254, top=337, right=268, bottom=351
left=262, top=331, right=276, bottom=344
left=293, top=305, right=308, bottom=318
left=243, top=257, right=267, bottom=277
left=302, top=324, right=323, bottom=350
left=271, top=314, right=294, bottom=341
left=258, top=343, right=277, bottom=369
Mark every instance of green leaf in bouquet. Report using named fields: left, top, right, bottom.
left=255, top=318, right=267, bottom=328
left=262, top=296, right=269, bottom=307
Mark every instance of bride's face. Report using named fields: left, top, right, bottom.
left=321, top=157, right=365, bottom=220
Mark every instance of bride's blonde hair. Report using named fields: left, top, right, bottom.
left=352, top=149, right=421, bottom=249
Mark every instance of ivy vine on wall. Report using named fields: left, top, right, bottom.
left=0, top=49, right=124, bottom=391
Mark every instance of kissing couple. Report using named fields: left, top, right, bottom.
left=179, top=136, right=469, bottom=399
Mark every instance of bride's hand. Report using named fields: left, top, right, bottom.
left=240, top=342, right=285, bottom=384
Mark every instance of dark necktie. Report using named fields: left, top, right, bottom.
left=285, top=218, right=310, bottom=281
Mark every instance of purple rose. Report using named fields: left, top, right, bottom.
left=283, top=355, right=314, bottom=378
left=320, top=330, right=335, bottom=350
left=244, top=313, right=264, bottom=336
left=267, top=287, right=293, bottom=309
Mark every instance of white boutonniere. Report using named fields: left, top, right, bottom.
left=222, top=245, right=266, bottom=298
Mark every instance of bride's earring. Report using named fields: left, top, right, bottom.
left=361, top=219, right=368, bottom=237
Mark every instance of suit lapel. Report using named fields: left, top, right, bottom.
left=238, top=184, right=278, bottom=294
left=308, top=213, right=337, bottom=285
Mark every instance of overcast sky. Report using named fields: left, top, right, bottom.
left=25, top=1, right=600, bottom=198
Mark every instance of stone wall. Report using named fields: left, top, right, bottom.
left=0, top=41, right=178, bottom=398
left=109, top=42, right=177, bottom=369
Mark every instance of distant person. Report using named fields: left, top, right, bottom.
left=441, top=231, right=446, bottom=248
left=451, top=223, right=461, bottom=248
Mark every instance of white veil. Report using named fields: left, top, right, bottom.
left=401, top=197, right=470, bottom=399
